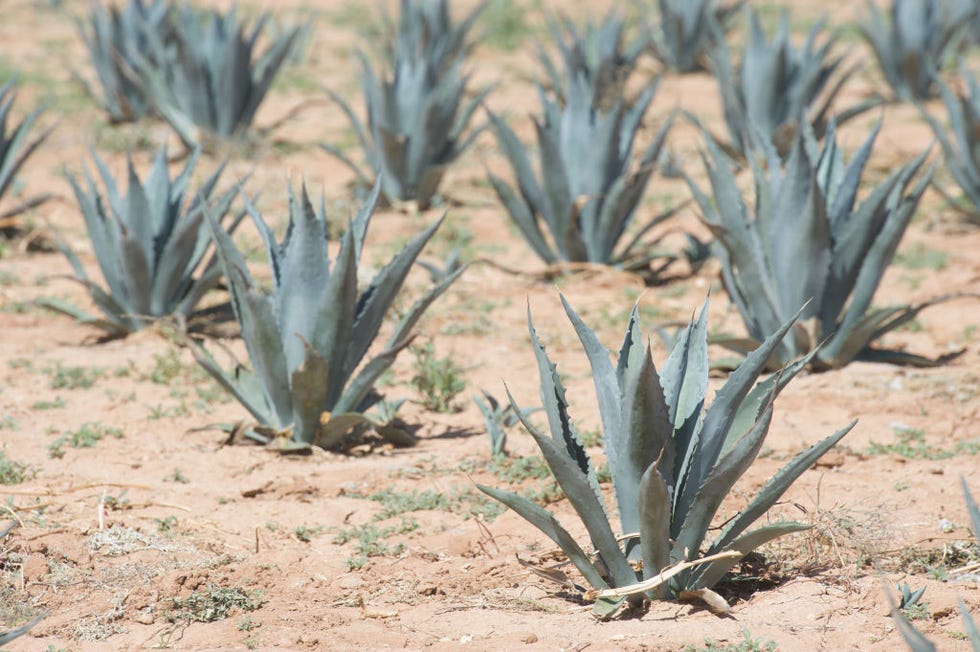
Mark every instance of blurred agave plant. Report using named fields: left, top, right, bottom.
left=46, top=146, right=245, bottom=336
left=488, top=73, right=678, bottom=278
left=133, top=4, right=299, bottom=147
left=649, top=0, right=744, bottom=73
left=322, top=0, right=488, bottom=209
left=192, top=183, right=463, bottom=451
left=479, top=296, right=852, bottom=618
left=860, top=0, right=976, bottom=101
left=536, top=11, right=649, bottom=106
left=0, top=79, right=54, bottom=235
left=709, top=7, right=879, bottom=157
left=686, top=120, right=963, bottom=370
left=920, top=67, right=980, bottom=223
left=74, top=0, right=172, bottom=124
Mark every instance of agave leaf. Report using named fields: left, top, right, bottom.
left=290, top=344, right=331, bottom=446
left=958, top=599, right=980, bottom=651
left=638, top=460, right=671, bottom=596
left=693, top=521, right=811, bottom=589
left=962, top=478, right=980, bottom=541
left=0, top=612, right=46, bottom=646
left=893, top=607, right=938, bottom=652
left=188, top=338, right=278, bottom=427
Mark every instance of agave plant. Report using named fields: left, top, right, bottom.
left=479, top=296, right=852, bottom=618
left=709, top=7, right=879, bottom=157
left=860, top=0, right=976, bottom=101
left=74, top=0, right=172, bottom=124
left=686, top=120, right=957, bottom=370
left=488, top=73, right=677, bottom=277
left=48, top=146, right=244, bottom=336
left=649, top=0, right=744, bottom=73
left=0, top=78, right=53, bottom=233
left=920, top=67, right=980, bottom=222
left=133, top=4, right=299, bottom=147
left=322, top=0, right=487, bottom=209
left=192, top=183, right=463, bottom=451
left=536, top=12, right=649, bottom=106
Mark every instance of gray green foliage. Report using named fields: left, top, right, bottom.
left=860, top=0, right=976, bottom=101
left=0, top=79, right=53, bottom=224
left=709, top=7, right=878, bottom=157
left=536, top=12, right=648, bottom=104
left=473, top=389, right=538, bottom=457
left=686, top=121, right=948, bottom=370
left=323, top=0, right=487, bottom=209
left=133, top=4, right=299, bottom=147
left=192, top=182, right=463, bottom=450
left=649, top=0, right=744, bottom=73
left=487, top=74, right=677, bottom=276
left=50, top=146, right=244, bottom=335
left=478, top=296, right=852, bottom=618
left=921, top=68, right=980, bottom=221
left=74, top=0, right=171, bottom=123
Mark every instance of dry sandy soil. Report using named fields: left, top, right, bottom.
left=0, top=0, right=979, bottom=650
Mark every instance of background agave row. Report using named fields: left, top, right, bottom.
left=0, top=0, right=977, bottom=642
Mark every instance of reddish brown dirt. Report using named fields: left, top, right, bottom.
left=0, top=1, right=979, bottom=650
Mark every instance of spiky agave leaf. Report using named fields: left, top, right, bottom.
left=51, top=145, right=244, bottom=335
left=480, top=295, right=850, bottom=614
left=73, top=0, right=172, bottom=123
left=322, top=0, right=487, bottom=209
left=709, top=7, right=879, bottom=158
left=860, top=0, right=975, bottom=101
left=132, top=4, right=299, bottom=147
left=0, top=78, right=53, bottom=225
left=649, top=0, right=744, bottom=73
left=920, top=67, right=980, bottom=222
left=687, top=120, right=953, bottom=370
left=537, top=11, right=648, bottom=106
left=195, top=181, right=463, bottom=449
left=488, top=73, right=678, bottom=277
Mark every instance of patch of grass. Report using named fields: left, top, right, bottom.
left=895, top=243, right=948, bottom=271
left=0, top=269, right=20, bottom=286
left=489, top=455, right=553, bottom=483
left=48, top=422, right=123, bottom=458
left=47, top=362, right=104, bottom=389
left=32, top=397, right=66, bottom=410
left=683, top=629, right=778, bottom=651
left=863, top=425, right=980, bottom=461
left=367, top=488, right=454, bottom=518
left=482, top=0, right=539, bottom=51
left=0, top=450, right=34, bottom=484
left=333, top=519, right=418, bottom=570
left=293, top=524, right=323, bottom=543
left=0, top=415, right=17, bottom=431
left=410, top=342, right=466, bottom=413
left=164, top=468, right=189, bottom=484
left=154, top=515, right=178, bottom=533
left=166, top=584, right=264, bottom=623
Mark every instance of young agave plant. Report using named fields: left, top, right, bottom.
left=686, top=121, right=952, bottom=370
left=709, top=8, right=878, bottom=157
left=49, top=146, right=244, bottom=336
left=488, top=74, right=677, bottom=277
left=920, top=68, right=980, bottom=222
left=193, top=183, right=463, bottom=451
left=649, top=0, right=744, bottom=73
left=860, top=0, right=975, bottom=101
left=536, top=12, right=649, bottom=106
left=133, top=4, right=299, bottom=147
left=479, top=296, right=853, bottom=618
left=74, top=0, right=172, bottom=124
left=0, top=79, right=54, bottom=231
left=322, top=0, right=488, bottom=209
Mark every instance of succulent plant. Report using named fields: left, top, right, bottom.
left=649, top=0, right=744, bottom=73
left=133, top=3, right=299, bottom=147
left=686, top=120, right=955, bottom=370
left=487, top=73, right=677, bottom=278
left=0, top=78, right=54, bottom=232
left=479, top=296, right=853, bottom=618
left=709, top=7, right=879, bottom=157
left=473, top=389, right=539, bottom=458
left=920, top=67, right=980, bottom=222
left=48, top=146, right=244, bottom=336
left=74, top=0, right=172, bottom=123
left=192, top=183, right=463, bottom=451
left=536, top=11, right=649, bottom=105
left=860, top=0, right=976, bottom=101
left=322, top=0, right=488, bottom=209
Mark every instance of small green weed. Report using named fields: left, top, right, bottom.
left=48, top=422, right=123, bottom=458
left=47, top=362, right=104, bottom=389
left=154, top=515, right=178, bottom=533
left=410, top=342, right=466, bottom=413
left=0, top=415, right=18, bottom=431
left=293, top=524, right=323, bottom=543
left=333, top=519, right=418, bottom=569
left=166, top=584, right=264, bottom=623
left=32, top=397, right=66, bottom=410
left=895, top=243, right=948, bottom=271
left=164, top=468, right=189, bottom=484
left=0, top=451, right=34, bottom=484
left=683, top=629, right=778, bottom=651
